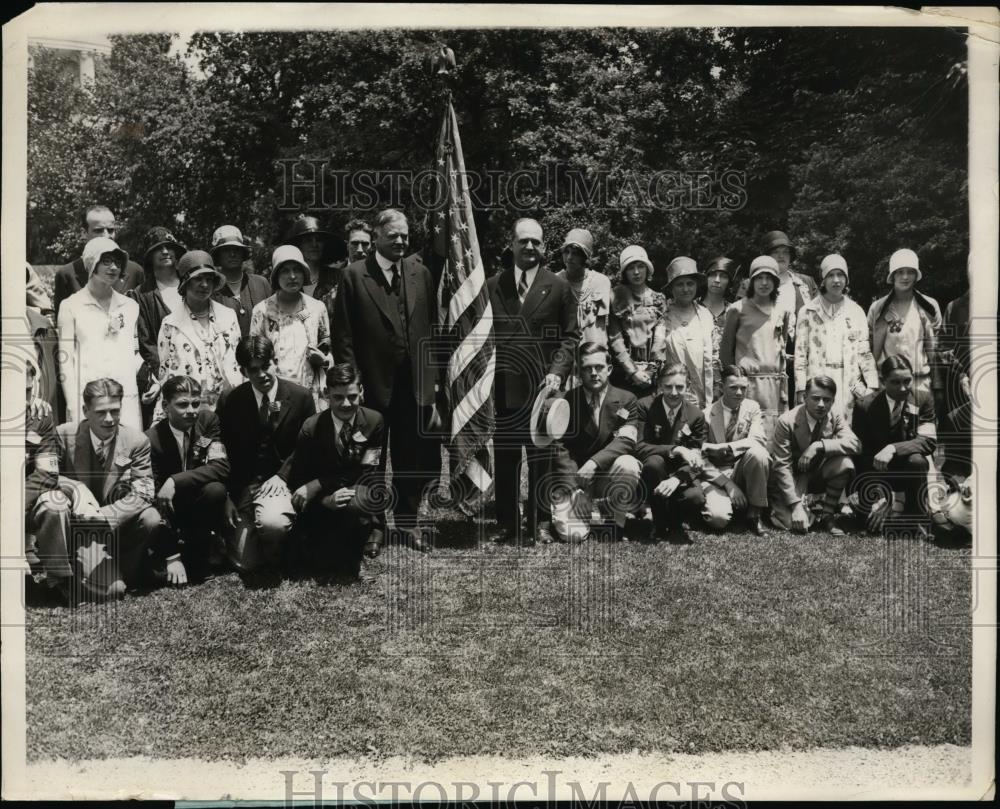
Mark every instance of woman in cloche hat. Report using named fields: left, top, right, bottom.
left=608, top=244, right=668, bottom=397
left=719, top=256, right=795, bottom=440
left=249, top=245, right=334, bottom=411
left=654, top=256, right=718, bottom=408
left=793, top=254, right=878, bottom=421
left=866, top=248, right=944, bottom=399
left=155, top=250, right=242, bottom=419
left=702, top=257, right=739, bottom=401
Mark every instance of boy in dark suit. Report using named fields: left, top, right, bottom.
left=287, top=363, right=385, bottom=581
left=216, top=335, right=316, bottom=575
left=636, top=364, right=709, bottom=542
left=546, top=342, right=641, bottom=543
left=146, top=375, right=231, bottom=584
left=851, top=355, right=937, bottom=536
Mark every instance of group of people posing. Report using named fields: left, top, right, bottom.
left=22, top=206, right=974, bottom=604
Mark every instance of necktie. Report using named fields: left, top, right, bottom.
left=517, top=270, right=528, bottom=302
left=259, top=392, right=270, bottom=427
left=810, top=417, right=824, bottom=443
left=96, top=438, right=109, bottom=467
left=725, top=407, right=738, bottom=443
left=589, top=394, right=601, bottom=429
left=181, top=431, right=190, bottom=471
left=390, top=263, right=400, bottom=295
left=339, top=421, right=352, bottom=455
left=890, top=400, right=903, bottom=428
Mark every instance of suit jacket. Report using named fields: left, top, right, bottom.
left=769, top=404, right=860, bottom=507
left=213, top=272, right=273, bottom=337
left=25, top=412, right=59, bottom=511
left=332, top=253, right=438, bottom=411
left=635, top=395, right=707, bottom=482
left=551, top=385, right=639, bottom=476
left=53, top=256, right=144, bottom=318
left=939, top=401, right=971, bottom=482
left=287, top=405, right=385, bottom=495
left=487, top=266, right=580, bottom=412
left=54, top=421, right=155, bottom=521
left=146, top=410, right=230, bottom=492
left=216, top=377, right=316, bottom=495
left=704, top=397, right=767, bottom=455
left=133, top=288, right=171, bottom=383
left=852, top=389, right=937, bottom=460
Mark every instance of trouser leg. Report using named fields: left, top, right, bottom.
left=734, top=446, right=771, bottom=508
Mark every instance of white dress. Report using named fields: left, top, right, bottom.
left=57, top=287, right=143, bottom=430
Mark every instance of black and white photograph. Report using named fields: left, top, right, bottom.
left=2, top=4, right=996, bottom=801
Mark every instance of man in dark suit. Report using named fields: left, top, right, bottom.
left=52, top=205, right=145, bottom=317
left=851, top=355, right=937, bottom=537
left=146, top=375, right=231, bottom=584
left=487, top=218, right=580, bottom=545
left=332, top=208, right=440, bottom=554
left=636, top=364, right=710, bottom=542
left=546, top=342, right=641, bottom=543
left=769, top=375, right=860, bottom=535
left=39, top=378, right=163, bottom=601
left=216, top=335, right=316, bottom=575
left=287, top=363, right=385, bottom=581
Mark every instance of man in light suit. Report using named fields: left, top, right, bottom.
left=546, top=342, right=641, bottom=543
left=287, top=363, right=386, bottom=581
left=768, top=375, right=860, bottom=535
left=635, top=364, right=710, bottom=542
left=52, top=205, right=145, bottom=317
left=36, top=378, right=162, bottom=602
left=332, top=209, right=441, bottom=554
left=701, top=365, right=771, bottom=534
left=147, top=375, right=231, bottom=584
left=487, top=218, right=580, bottom=545
left=851, top=354, right=937, bottom=537
left=216, top=336, right=316, bottom=576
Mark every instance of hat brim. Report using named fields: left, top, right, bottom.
left=560, top=241, right=592, bottom=259
left=530, top=390, right=569, bottom=448
left=666, top=270, right=706, bottom=290
left=143, top=240, right=186, bottom=260
left=888, top=267, right=922, bottom=283
left=179, top=267, right=226, bottom=292
left=288, top=232, right=348, bottom=262
left=211, top=241, right=252, bottom=258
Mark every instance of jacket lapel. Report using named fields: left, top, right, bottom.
left=404, top=260, right=421, bottom=318
left=710, top=400, right=725, bottom=443
left=271, top=378, right=293, bottom=433
left=497, top=269, right=519, bottom=316
left=73, top=422, right=92, bottom=481
left=101, top=430, right=122, bottom=501
left=363, top=255, right=401, bottom=333
left=793, top=407, right=811, bottom=452
left=156, top=419, right=183, bottom=475
left=518, top=268, right=551, bottom=322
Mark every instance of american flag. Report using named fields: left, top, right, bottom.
left=432, top=100, right=495, bottom=502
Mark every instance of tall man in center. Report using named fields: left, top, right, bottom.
left=332, top=209, right=440, bottom=553
left=487, top=218, right=580, bottom=545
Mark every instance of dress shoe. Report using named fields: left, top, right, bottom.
left=534, top=522, right=555, bottom=545
left=363, top=528, right=384, bottom=559
left=404, top=528, right=432, bottom=553
left=487, top=526, right=515, bottom=545
left=661, top=523, right=691, bottom=544
left=106, top=579, right=127, bottom=599
left=818, top=513, right=846, bottom=536
left=748, top=515, right=767, bottom=536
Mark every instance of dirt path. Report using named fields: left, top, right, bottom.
left=10, top=744, right=985, bottom=801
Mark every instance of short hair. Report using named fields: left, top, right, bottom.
left=748, top=274, right=780, bottom=302
left=81, top=205, right=113, bottom=230
left=161, top=375, right=202, bottom=403
left=818, top=272, right=850, bottom=297
left=511, top=217, right=542, bottom=238
left=82, top=377, right=124, bottom=407
left=805, top=375, right=837, bottom=396
left=578, top=341, right=610, bottom=363
left=326, top=362, right=361, bottom=389
left=344, top=218, right=372, bottom=238
left=657, top=362, right=689, bottom=383
left=235, top=335, right=275, bottom=369
left=880, top=354, right=913, bottom=379
left=373, top=209, right=407, bottom=233
left=720, top=365, right=748, bottom=383
left=705, top=256, right=738, bottom=279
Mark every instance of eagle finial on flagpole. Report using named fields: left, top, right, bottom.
left=428, top=43, right=456, bottom=77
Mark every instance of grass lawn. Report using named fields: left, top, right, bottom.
left=25, top=518, right=971, bottom=762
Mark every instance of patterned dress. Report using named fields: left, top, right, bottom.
left=608, top=285, right=668, bottom=396
left=556, top=268, right=612, bottom=390
left=250, top=293, right=331, bottom=410
left=156, top=301, right=243, bottom=420
left=719, top=297, right=793, bottom=441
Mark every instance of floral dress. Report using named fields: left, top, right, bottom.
left=156, top=301, right=243, bottom=421
left=608, top=286, right=668, bottom=396
left=250, top=293, right=331, bottom=410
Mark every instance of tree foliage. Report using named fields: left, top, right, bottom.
left=27, top=27, right=969, bottom=306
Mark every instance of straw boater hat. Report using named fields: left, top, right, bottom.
left=82, top=236, right=129, bottom=276
left=887, top=248, right=922, bottom=283
left=530, top=388, right=570, bottom=448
